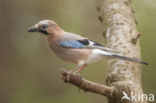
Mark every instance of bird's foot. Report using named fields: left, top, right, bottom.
left=61, top=68, right=81, bottom=82
left=61, top=68, right=70, bottom=82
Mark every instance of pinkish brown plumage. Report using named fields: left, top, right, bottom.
left=27, top=20, right=148, bottom=74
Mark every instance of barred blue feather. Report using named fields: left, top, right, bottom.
left=59, top=41, right=84, bottom=48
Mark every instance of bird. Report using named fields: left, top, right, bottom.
left=27, top=20, right=148, bottom=74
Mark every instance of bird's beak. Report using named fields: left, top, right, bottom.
left=27, top=26, right=38, bottom=32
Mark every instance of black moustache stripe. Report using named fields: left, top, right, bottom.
left=39, top=30, right=49, bottom=35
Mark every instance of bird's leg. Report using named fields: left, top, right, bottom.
left=73, top=64, right=87, bottom=75
left=64, top=65, right=81, bottom=82
left=62, top=64, right=86, bottom=82
left=68, top=65, right=81, bottom=74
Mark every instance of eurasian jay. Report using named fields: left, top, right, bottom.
left=27, top=20, right=148, bottom=74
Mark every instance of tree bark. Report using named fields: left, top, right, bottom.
left=97, top=0, right=146, bottom=103
left=62, top=0, right=146, bottom=103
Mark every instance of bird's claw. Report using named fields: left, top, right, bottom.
left=61, top=68, right=82, bottom=82
left=61, top=68, right=72, bottom=82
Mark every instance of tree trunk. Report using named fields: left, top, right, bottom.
left=97, top=0, right=146, bottom=103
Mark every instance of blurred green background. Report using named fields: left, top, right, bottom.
left=0, top=0, right=155, bottom=103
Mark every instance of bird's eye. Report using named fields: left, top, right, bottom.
left=41, top=25, right=48, bottom=29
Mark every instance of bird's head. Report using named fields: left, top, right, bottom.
left=27, top=20, right=63, bottom=35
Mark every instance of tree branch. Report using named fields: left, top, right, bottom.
left=61, top=69, right=115, bottom=98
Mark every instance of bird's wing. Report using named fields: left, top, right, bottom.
left=59, top=40, right=85, bottom=48
left=58, top=39, right=119, bottom=53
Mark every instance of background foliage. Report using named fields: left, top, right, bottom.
left=0, top=0, right=155, bottom=103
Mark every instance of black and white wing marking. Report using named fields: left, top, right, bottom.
left=78, top=39, right=119, bottom=53
left=78, top=39, right=104, bottom=47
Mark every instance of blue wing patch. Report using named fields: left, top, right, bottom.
left=59, top=41, right=84, bottom=48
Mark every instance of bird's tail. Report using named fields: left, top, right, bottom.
left=112, top=54, right=148, bottom=65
